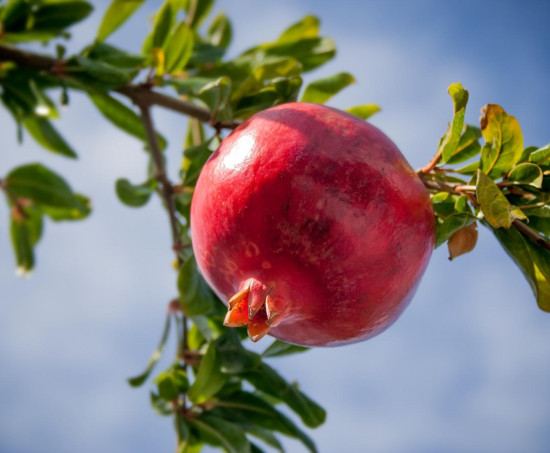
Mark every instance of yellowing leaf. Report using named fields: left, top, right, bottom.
left=476, top=170, right=526, bottom=228
left=479, top=104, right=524, bottom=177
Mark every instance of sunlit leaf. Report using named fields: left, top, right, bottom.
left=480, top=104, right=524, bottom=178
left=439, top=83, right=468, bottom=163
left=476, top=170, right=526, bottom=228
left=207, top=13, right=232, bottom=50
left=345, top=104, right=380, bottom=120
left=97, top=0, right=145, bottom=42
left=447, top=125, right=482, bottom=165
left=185, top=0, right=214, bottom=29
left=277, top=15, right=319, bottom=43
left=507, top=163, right=543, bottom=188
left=301, top=72, right=355, bottom=104
left=490, top=222, right=550, bottom=311
left=528, top=143, right=550, bottom=165
left=165, top=22, right=194, bottom=73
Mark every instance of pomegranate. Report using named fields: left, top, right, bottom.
left=190, top=102, right=434, bottom=346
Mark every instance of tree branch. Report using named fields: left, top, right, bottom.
left=418, top=170, right=550, bottom=252
left=0, top=44, right=241, bottom=130
left=137, top=104, right=182, bottom=252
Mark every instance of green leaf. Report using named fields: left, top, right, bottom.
left=182, top=140, right=213, bottom=186
left=214, top=391, right=317, bottom=453
left=164, top=22, right=194, bottom=73
left=154, top=367, right=189, bottom=401
left=22, top=117, right=76, bottom=158
left=277, top=15, right=319, bottom=43
left=96, top=0, right=145, bottom=42
left=42, top=193, right=91, bottom=221
left=6, top=163, right=80, bottom=208
left=185, top=0, right=214, bottom=29
left=262, top=340, right=309, bottom=358
left=261, top=37, right=335, bottom=72
left=188, top=42, right=225, bottom=65
left=142, top=0, right=176, bottom=54
left=240, top=362, right=326, bottom=428
left=86, top=43, right=146, bottom=69
left=345, top=104, right=381, bottom=120
left=128, top=314, right=171, bottom=387
left=447, top=125, right=482, bottom=165
left=88, top=93, right=167, bottom=150
left=435, top=212, right=477, bottom=248
left=31, top=1, right=93, bottom=32
left=9, top=207, right=43, bottom=276
left=476, top=170, right=526, bottom=228
left=188, top=342, right=228, bottom=403
left=507, top=163, right=543, bottom=188
left=198, top=76, right=232, bottom=122
left=440, top=83, right=469, bottom=163
left=1, top=0, right=28, bottom=30
left=480, top=104, right=524, bottom=178
left=207, top=13, right=232, bottom=50
left=189, top=413, right=250, bottom=453
left=214, top=333, right=262, bottom=374
left=178, top=255, right=218, bottom=316
left=489, top=223, right=550, bottom=311
left=301, top=72, right=355, bottom=104
left=528, top=144, right=550, bottom=165
left=69, top=55, right=136, bottom=88
left=115, top=178, right=157, bottom=207
left=150, top=391, right=173, bottom=416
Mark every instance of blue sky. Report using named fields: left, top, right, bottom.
left=1, top=1, right=550, bottom=452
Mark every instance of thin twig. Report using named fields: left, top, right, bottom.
left=418, top=170, right=550, bottom=252
left=0, top=44, right=242, bottom=130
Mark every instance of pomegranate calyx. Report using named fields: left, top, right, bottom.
left=224, top=281, right=284, bottom=342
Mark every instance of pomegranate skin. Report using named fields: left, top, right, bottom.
left=190, top=102, right=434, bottom=347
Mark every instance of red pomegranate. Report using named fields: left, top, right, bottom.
left=190, top=102, right=434, bottom=346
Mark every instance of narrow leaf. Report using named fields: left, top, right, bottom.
left=490, top=223, right=550, bottom=311
left=188, top=343, right=228, bottom=403
left=164, top=22, right=194, bottom=73
left=89, top=93, right=167, bottom=149
left=345, top=104, right=381, bottom=120
left=277, top=15, right=319, bottom=43
left=185, top=0, right=214, bottom=29
left=190, top=414, right=250, bottom=453
left=262, top=340, right=309, bottom=358
left=97, top=0, right=145, bottom=42
left=301, top=72, right=355, bottom=104
left=128, top=314, right=171, bottom=387
left=241, top=362, right=326, bottom=428
left=22, top=117, right=77, bottom=158
left=440, top=83, right=468, bottom=163
left=207, top=13, right=232, bottom=50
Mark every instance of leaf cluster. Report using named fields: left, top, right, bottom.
left=423, top=83, right=550, bottom=311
